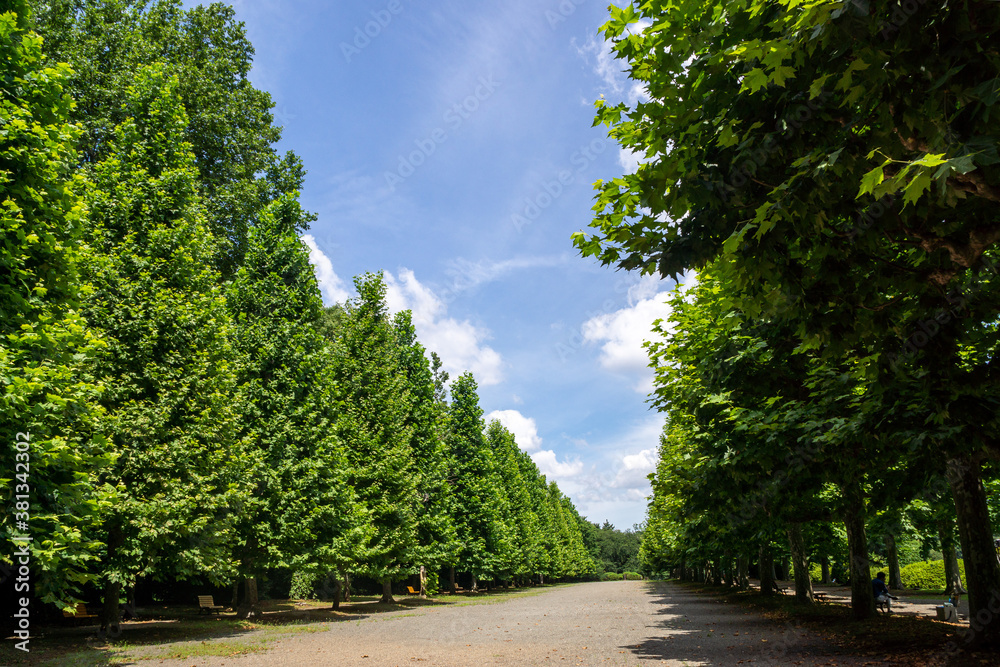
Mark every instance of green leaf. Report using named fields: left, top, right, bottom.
left=741, top=68, right=769, bottom=93
left=902, top=170, right=932, bottom=206
left=857, top=166, right=884, bottom=197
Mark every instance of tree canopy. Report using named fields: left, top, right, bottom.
left=576, top=0, right=1000, bottom=641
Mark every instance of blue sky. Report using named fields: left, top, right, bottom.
left=198, top=0, right=688, bottom=530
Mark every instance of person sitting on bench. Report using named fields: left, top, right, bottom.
left=873, top=572, right=898, bottom=613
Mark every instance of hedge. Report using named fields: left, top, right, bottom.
left=900, top=559, right=965, bottom=591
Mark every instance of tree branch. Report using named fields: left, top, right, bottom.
left=948, top=171, right=1000, bottom=203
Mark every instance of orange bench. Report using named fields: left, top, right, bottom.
left=63, top=603, right=98, bottom=623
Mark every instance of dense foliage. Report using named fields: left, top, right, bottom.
left=579, top=521, right=642, bottom=575
left=0, top=0, right=594, bottom=628
left=576, top=0, right=1000, bottom=643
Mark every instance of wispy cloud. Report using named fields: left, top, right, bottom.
left=442, top=255, right=568, bottom=295
left=575, top=23, right=651, bottom=174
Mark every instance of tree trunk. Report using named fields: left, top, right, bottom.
left=471, top=574, right=478, bottom=593
left=101, top=579, right=121, bottom=635
left=100, top=524, right=124, bottom=635
left=737, top=556, right=749, bottom=590
left=449, top=566, right=457, bottom=594
left=380, top=577, right=394, bottom=604
left=343, top=572, right=352, bottom=602
left=713, top=560, right=722, bottom=586
left=238, top=577, right=261, bottom=619
left=231, top=578, right=240, bottom=610
left=939, top=519, right=966, bottom=596
left=330, top=576, right=342, bottom=610
left=843, top=480, right=874, bottom=620
left=821, top=556, right=831, bottom=585
left=759, top=544, right=776, bottom=596
left=787, top=523, right=814, bottom=603
left=419, top=565, right=427, bottom=598
left=885, top=532, right=903, bottom=590
left=948, top=457, right=1000, bottom=647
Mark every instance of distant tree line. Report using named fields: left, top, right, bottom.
left=580, top=521, right=641, bottom=576
left=0, top=0, right=595, bottom=633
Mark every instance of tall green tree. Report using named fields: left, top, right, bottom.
left=394, top=311, right=459, bottom=594
left=30, top=0, right=303, bottom=275
left=486, top=421, right=536, bottom=583
left=226, top=195, right=364, bottom=617
left=333, top=273, right=419, bottom=603
left=81, top=65, right=249, bottom=630
left=447, top=372, right=505, bottom=590
left=0, top=7, right=114, bottom=608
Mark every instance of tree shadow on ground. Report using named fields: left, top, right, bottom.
left=630, top=580, right=997, bottom=666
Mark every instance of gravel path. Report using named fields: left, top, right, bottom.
left=153, top=581, right=867, bottom=666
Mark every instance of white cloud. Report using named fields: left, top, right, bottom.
left=618, top=148, right=643, bottom=174
left=581, top=272, right=696, bottom=392
left=385, top=268, right=504, bottom=386
left=581, top=276, right=671, bottom=392
left=552, top=415, right=665, bottom=528
left=612, top=448, right=658, bottom=490
left=532, top=449, right=584, bottom=479
left=575, top=27, right=650, bottom=104
left=485, top=409, right=542, bottom=452
left=301, top=235, right=351, bottom=305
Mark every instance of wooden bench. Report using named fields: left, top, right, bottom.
left=197, top=595, right=225, bottom=615
left=63, top=603, right=98, bottom=623
left=814, top=591, right=829, bottom=602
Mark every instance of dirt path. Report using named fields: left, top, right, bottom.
left=149, top=581, right=868, bottom=666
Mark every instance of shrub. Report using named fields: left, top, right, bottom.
left=425, top=571, right=440, bottom=596
left=290, top=570, right=318, bottom=600
left=623, top=572, right=643, bottom=580
left=899, top=559, right=966, bottom=591
left=602, top=572, right=624, bottom=581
